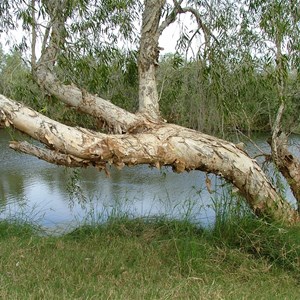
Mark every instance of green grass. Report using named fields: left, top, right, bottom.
left=0, top=217, right=299, bottom=299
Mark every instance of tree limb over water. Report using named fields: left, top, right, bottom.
left=0, top=0, right=300, bottom=225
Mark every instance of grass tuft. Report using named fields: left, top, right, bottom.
left=0, top=220, right=38, bottom=238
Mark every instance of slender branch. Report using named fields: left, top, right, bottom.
left=235, top=128, right=268, bottom=157
left=157, top=2, right=219, bottom=60
left=31, top=0, right=37, bottom=71
left=268, top=32, right=300, bottom=211
left=158, top=0, right=182, bottom=35
left=187, top=28, right=200, bottom=53
left=41, top=23, right=51, bottom=54
left=9, top=141, right=106, bottom=169
left=271, top=101, right=285, bottom=161
left=271, top=34, right=285, bottom=162
left=37, top=0, right=69, bottom=70
left=179, top=6, right=219, bottom=46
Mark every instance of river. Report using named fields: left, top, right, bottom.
left=0, top=128, right=298, bottom=233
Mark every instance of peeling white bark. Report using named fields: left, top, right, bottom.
left=138, top=65, right=160, bottom=119
left=0, top=94, right=298, bottom=224
left=36, top=69, right=142, bottom=133
left=137, top=0, right=165, bottom=121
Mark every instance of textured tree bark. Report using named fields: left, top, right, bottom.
left=137, top=0, right=165, bottom=120
left=35, top=68, right=142, bottom=133
left=271, top=132, right=300, bottom=212
left=0, top=94, right=298, bottom=224
left=35, top=35, right=141, bottom=134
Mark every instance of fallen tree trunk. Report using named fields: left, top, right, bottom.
left=0, top=94, right=298, bottom=224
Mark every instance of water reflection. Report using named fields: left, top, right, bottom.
left=0, top=129, right=219, bottom=229
left=1, top=128, right=299, bottom=230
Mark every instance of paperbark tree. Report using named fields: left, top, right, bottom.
left=270, top=33, right=300, bottom=213
left=0, top=0, right=299, bottom=224
left=245, top=0, right=300, bottom=214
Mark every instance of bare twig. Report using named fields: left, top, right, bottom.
left=271, top=34, right=285, bottom=162
left=271, top=102, right=285, bottom=159
left=235, top=128, right=269, bottom=157
left=179, top=6, right=219, bottom=46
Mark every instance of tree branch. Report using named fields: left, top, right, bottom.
left=41, top=23, right=51, bottom=55
left=157, top=2, right=219, bottom=61
left=179, top=6, right=219, bottom=46
left=158, top=0, right=183, bottom=35
left=9, top=141, right=107, bottom=169
left=31, top=0, right=37, bottom=71
left=35, top=70, right=143, bottom=133
left=271, top=133, right=300, bottom=212
left=1, top=94, right=298, bottom=224
left=34, top=0, right=145, bottom=133
left=271, top=102, right=285, bottom=162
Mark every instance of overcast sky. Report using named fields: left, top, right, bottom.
left=1, top=6, right=197, bottom=59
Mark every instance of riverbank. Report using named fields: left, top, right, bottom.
left=1, top=217, right=300, bottom=299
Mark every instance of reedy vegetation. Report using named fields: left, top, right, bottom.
left=0, top=47, right=299, bottom=136
left=0, top=1, right=299, bottom=135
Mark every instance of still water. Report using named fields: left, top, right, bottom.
left=0, top=129, right=298, bottom=232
